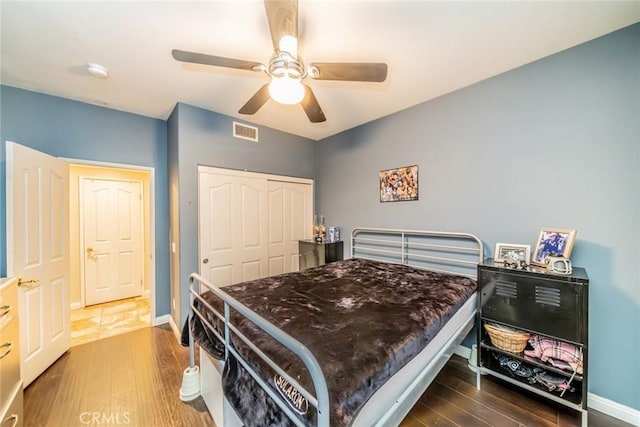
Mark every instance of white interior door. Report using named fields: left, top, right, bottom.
left=199, top=170, right=268, bottom=286
left=6, top=141, right=70, bottom=387
left=82, top=178, right=143, bottom=306
left=267, top=180, right=313, bottom=275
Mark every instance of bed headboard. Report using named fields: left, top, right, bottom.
left=351, top=227, right=484, bottom=279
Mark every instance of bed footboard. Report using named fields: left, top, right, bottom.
left=186, top=272, right=330, bottom=427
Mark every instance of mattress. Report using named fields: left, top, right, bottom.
left=185, top=258, right=477, bottom=426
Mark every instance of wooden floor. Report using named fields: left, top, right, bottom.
left=25, top=325, right=631, bottom=427
left=24, top=324, right=213, bottom=427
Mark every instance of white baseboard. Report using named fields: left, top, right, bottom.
left=588, top=393, right=640, bottom=426
left=70, top=301, right=83, bottom=310
left=454, top=344, right=471, bottom=360
left=143, top=289, right=151, bottom=298
left=168, top=315, right=181, bottom=342
left=455, top=345, right=639, bottom=425
left=153, top=314, right=170, bottom=326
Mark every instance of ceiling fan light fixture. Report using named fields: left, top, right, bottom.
left=278, top=35, right=298, bottom=57
left=268, top=77, right=304, bottom=105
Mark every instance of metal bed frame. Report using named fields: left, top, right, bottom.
left=181, top=227, right=483, bottom=427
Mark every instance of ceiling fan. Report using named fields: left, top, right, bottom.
left=172, top=0, right=388, bottom=123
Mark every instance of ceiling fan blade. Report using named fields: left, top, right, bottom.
left=301, top=85, right=326, bottom=123
left=172, top=49, right=261, bottom=71
left=309, top=63, right=388, bottom=82
left=264, top=0, right=298, bottom=51
left=239, top=84, right=271, bottom=115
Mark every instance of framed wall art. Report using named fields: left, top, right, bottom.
left=494, top=243, right=531, bottom=263
left=531, top=228, right=577, bottom=266
left=379, top=165, right=418, bottom=202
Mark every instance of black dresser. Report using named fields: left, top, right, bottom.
left=477, top=259, right=589, bottom=425
left=298, top=240, right=344, bottom=270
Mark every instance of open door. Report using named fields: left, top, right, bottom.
left=6, top=141, right=70, bottom=387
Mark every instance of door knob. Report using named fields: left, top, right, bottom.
left=86, top=247, right=97, bottom=259
left=17, top=278, right=40, bottom=288
left=202, top=258, right=209, bottom=264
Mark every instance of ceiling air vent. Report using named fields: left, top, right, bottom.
left=233, top=122, right=258, bottom=142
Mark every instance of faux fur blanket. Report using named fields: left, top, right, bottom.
left=183, top=258, right=476, bottom=426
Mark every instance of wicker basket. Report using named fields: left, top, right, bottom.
left=484, top=323, right=530, bottom=353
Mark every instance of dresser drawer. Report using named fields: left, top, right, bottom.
left=0, top=382, right=23, bottom=427
left=0, top=280, right=18, bottom=333
left=479, top=270, right=586, bottom=343
left=0, top=319, right=20, bottom=409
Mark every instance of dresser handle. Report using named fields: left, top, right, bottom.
left=0, top=305, right=9, bottom=319
left=3, top=414, right=19, bottom=427
left=0, top=342, right=12, bottom=360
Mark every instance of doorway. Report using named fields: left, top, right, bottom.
left=68, top=163, right=154, bottom=346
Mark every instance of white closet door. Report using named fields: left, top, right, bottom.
left=267, top=181, right=313, bottom=275
left=199, top=171, right=268, bottom=286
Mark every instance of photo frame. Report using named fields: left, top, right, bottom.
left=531, top=228, right=577, bottom=266
left=494, top=243, right=531, bottom=263
left=379, top=165, right=418, bottom=202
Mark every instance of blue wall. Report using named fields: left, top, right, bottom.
left=168, top=103, right=317, bottom=327
left=316, top=24, right=640, bottom=410
left=0, top=86, right=170, bottom=317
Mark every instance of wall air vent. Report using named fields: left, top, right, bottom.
left=233, top=122, right=258, bottom=142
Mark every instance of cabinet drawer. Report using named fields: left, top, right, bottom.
left=0, top=382, right=23, bottom=427
left=0, top=319, right=20, bottom=408
left=0, top=281, right=18, bottom=333
left=479, top=270, right=585, bottom=343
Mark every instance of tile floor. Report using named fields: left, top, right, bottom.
left=70, top=295, right=151, bottom=347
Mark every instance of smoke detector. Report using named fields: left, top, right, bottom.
left=86, top=62, right=109, bottom=79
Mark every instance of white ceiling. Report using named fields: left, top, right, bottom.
left=1, top=1, right=638, bottom=141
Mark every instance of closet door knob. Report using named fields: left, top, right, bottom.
left=202, top=258, right=209, bottom=264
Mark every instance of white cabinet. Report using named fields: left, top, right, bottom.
left=0, top=277, right=23, bottom=427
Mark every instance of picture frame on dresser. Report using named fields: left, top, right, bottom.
left=532, top=228, right=577, bottom=266
left=494, top=243, right=531, bottom=263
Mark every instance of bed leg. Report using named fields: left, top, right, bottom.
left=180, top=314, right=201, bottom=401
left=180, top=365, right=201, bottom=401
